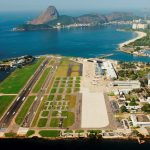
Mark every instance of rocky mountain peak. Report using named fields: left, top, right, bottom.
left=30, top=6, right=59, bottom=25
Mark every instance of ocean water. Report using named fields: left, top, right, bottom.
left=0, top=12, right=150, bottom=62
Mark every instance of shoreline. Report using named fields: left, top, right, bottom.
left=119, top=31, right=147, bottom=49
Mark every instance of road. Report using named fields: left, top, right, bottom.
left=103, top=93, right=118, bottom=130
left=22, top=59, right=60, bottom=127
left=0, top=58, right=50, bottom=129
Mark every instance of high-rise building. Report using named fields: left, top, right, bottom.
left=132, top=23, right=148, bottom=30
left=148, top=73, right=150, bottom=87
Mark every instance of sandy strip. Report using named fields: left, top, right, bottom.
left=81, top=88, right=109, bottom=128
left=119, top=31, right=147, bottom=48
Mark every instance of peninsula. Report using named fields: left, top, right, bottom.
left=119, top=30, right=150, bottom=57
left=0, top=54, right=150, bottom=144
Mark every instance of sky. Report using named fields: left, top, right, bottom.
left=0, top=0, right=150, bottom=12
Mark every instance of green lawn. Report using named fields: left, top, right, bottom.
left=58, top=88, right=64, bottom=93
left=68, top=95, right=76, bottom=108
left=75, top=84, right=80, bottom=87
left=5, top=133, right=17, bottom=138
left=37, top=118, right=48, bottom=127
left=71, top=72, right=79, bottom=77
left=74, top=88, right=80, bottom=92
left=32, top=67, right=51, bottom=93
left=31, top=96, right=48, bottom=127
left=52, top=111, right=58, bottom=117
left=64, top=130, right=73, bottom=133
left=0, top=58, right=44, bottom=94
left=48, top=95, right=54, bottom=101
left=56, top=58, right=80, bottom=77
left=0, top=96, right=15, bottom=118
left=26, top=130, right=35, bottom=137
left=72, top=65, right=80, bottom=71
left=15, top=96, right=35, bottom=125
left=60, top=58, right=79, bottom=66
left=39, top=130, right=60, bottom=137
left=60, top=58, right=72, bottom=65
left=56, top=95, right=62, bottom=101
left=62, top=112, right=75, bottom=127
left=75, top=130, right=84, bottom=133
left=55, top=66, right=69, bottom=77
left=51, top=88, right=57, bottom=93
left=41, top=111, right=49, bottom=117
left=50, top=118, right=59, bottom=127
left=66, top=88, right=72, bottom=94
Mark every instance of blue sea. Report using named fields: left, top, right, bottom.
left=0, top=12, right=150, bottom=62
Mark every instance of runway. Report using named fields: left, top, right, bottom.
left=22, top=59, right=60, bottom=127
left=0, top=58, right=50, bottom=129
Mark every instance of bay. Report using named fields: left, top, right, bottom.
left=0, top=12, right=149, bottom=62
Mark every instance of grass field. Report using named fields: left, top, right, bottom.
left=26, top=130, right=35, bottom=137
left=71, top=72, right=79, bottom=77
left=31, top=96, right=48, bottom=127
left=68, top=95, right=76, bottom=108
left=0, top=96, right=15, bottom=118
left=39, top=130, right=60, bottom=137
left=5, top=133, right=17, bottom=138
left=32, top=67, right=51, bottom=93
left=50, top=118, right=59, bottom=127
left=72, top=65, right=80, bottom=71
left=37, top=118, right=48, bottom=127
left=15, top=96, right=35, bottom=125
left=64, top=130, right=73, bottom=133
left=63, top=112, right=75, bottom=127
left=75, top=130, right=84, bottom=133
left=60, top=58, right=78, bottom=66
left=55, top=66, right=68, bottom=77
left=31, top=58, right=81, bottom=129
left=0, top=58, right=44, bottom=94
left=41, top=111, right=49, bottom=117
left=56, top=58, right=80, bottom=77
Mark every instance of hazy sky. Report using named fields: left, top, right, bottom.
left=1, top=0, right=150, bottom=12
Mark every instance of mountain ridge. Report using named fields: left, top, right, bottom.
left=15, top=6, right=139, bottom=31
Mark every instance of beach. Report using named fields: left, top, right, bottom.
left=119, top=31, right=147, bottom=49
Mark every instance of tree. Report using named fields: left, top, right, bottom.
left=141, top=103, right=150, bottom=113
left=129, top=99, right=138, bottom=106
left=135, top=47, right=141, bottom=51
left=120, top=105, right=128, bottom=113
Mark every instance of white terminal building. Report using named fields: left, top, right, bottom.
left=101, top=61, right=117, bottom=79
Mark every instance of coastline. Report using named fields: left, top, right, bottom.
left=119, top=31, right=147, bottom=49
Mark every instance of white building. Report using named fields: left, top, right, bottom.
left=148, top=73, right=150, bottom=87
left=131, top=114, right=150, bottom=127
left=132, top=23, right=148, bottom=30
left=102, top=61, right=117, bottom=79
left=111, top=80, right=141, bottom=89
left=126, top=105, right=141, bottom=110
left=147, top=97, right=150, bottom=104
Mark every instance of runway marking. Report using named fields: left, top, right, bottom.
left=6, top=112, right=10, bottom=115
left=16, top=97, right=20, bottom=101
left=34, top=97, right=37, bottom=101
left=22, top=97, right=26, bottom=101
